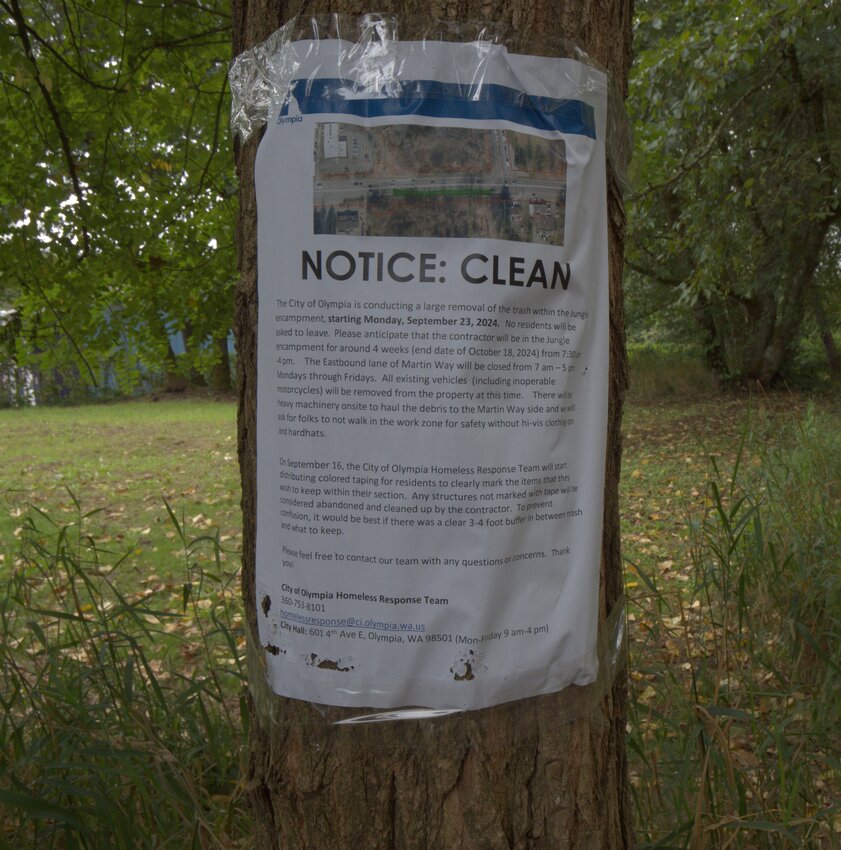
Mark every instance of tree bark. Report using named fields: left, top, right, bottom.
left=755, top=217, right=833, bottom=386
left=233, top=2, right=634, bottom=848
left=811, top=286, right=841, bottom=380
left=162, top=338, right=188, bottom=393
left=210, top=333, right=234, bottom=394
left=181, top=319, right=209, bottom=387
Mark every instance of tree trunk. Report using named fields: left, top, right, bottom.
left=181, top=319, right=209, bottom=387
left=755, top=218, right=832, bottom=386
left=210, top=333, right=233, bottom=393
left=233, top=2, right=634, bottom=848
left=811, top=286, right=841, bottom=380
left=162, top=338, right=188, bottom=394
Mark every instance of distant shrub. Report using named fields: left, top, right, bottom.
left=778, top=334, right=841, bottom=392
left=627, top=343, right=719, bottom=402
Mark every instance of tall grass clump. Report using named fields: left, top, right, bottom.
left=628, top=407, right=841, bottom=849
left=0, top=498, right=250, bottom=849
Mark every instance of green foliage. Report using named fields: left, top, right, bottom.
left=627, top=406, right=841, bottom=848
left=0, top=501, right=250, bottom=849
left=627, top=0, right=841, bottom=385
left=0, top=0, right=235, bottom=396
left=778, top=334, right=837, bottom=392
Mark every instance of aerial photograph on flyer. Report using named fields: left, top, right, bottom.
left=312, top=123, right=568, bottom=245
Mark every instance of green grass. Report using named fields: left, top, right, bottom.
left=0, top=399, right=240, bottom=588
left=623, top=398, right=841, bottom=849
left=2, top=392, right=841, bottom=848
left=0, top=499, right=249, bottom=849
left=0, top=399, right=247, bottom=849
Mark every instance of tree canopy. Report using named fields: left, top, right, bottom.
left=2, top=0, right=839, bottom=397
left=0, top=0, right=235, bottom=397
left=627, top=0, right=840, bottom=385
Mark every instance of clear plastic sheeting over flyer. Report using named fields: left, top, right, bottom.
left=233, top=17, right=616, bottom=711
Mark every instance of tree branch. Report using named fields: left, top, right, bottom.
left=23, top=274, right=99, bottom=387
left=786, top=42, right=838, bottom=214
left=197, top=74, right=229, bottom=195
left=8, top=0, right=92, bottom=258
left=0, top=0, right=128, bottom=93
left=624, top=257, right=685, bottom=288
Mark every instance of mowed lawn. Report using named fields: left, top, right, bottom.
left=0, top=390, right=831, bottom=590
left=0, top=399, right=241, bottom=583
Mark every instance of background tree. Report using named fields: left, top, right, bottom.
left=627, top=0, right=840, bottom=385
left=0, top=0, right=236, bottom=397
left=232, top=1, right=633, bottom=848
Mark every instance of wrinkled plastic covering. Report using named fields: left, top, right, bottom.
left=229, top=14, right=630, bottom=182
left=245, top=596, right=627, bottom=728
left=233, top=16, right=630, bottom=724
left=331, top=595, right=628, bottom=725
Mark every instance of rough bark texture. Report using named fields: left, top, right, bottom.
left=812, top=287, right=841, bottom=380
left=233, top=2, right=634, bottom=848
